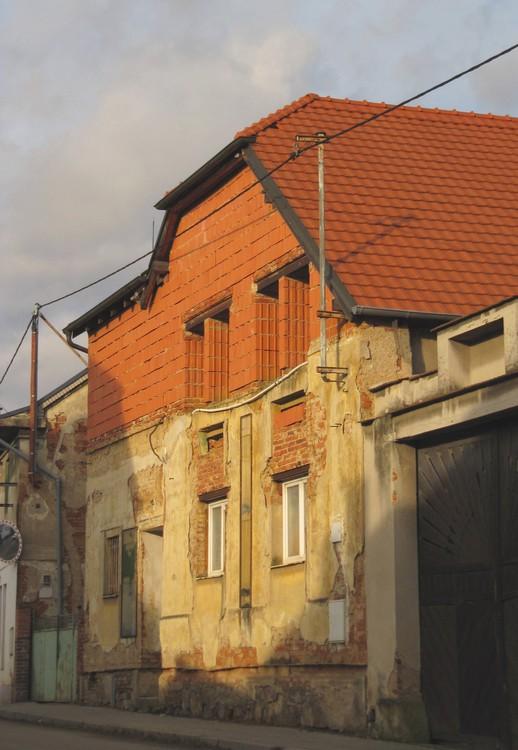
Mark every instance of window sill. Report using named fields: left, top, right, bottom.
left=102, top=593, right=119, bottom=599
left=196, top=573, right=224, bottom=581
left=271, top=559, right=305, bottom=570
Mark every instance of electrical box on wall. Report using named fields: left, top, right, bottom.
left=328, top=598, right=346, bottom=643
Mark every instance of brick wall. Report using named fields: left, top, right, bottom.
left=279, top=276, right=309, bottom=371
left=254, top=296, right=278, bottom=382
left=87, top=167, right=309, bottom=443
left=270, top=401, right=310, bottom=476
left=204, top=318, right=229, bottom=402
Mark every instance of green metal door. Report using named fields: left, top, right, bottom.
left=31, top=616, right=77, bottom=702
left=56, top=625, right=77, bottom=701
left=31, top=625, right=58, bottom=701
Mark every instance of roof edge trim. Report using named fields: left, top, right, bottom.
left=64, top=273, right=147, bottom=338
left=352, top=305, right=459, bottom=323
left=154, top=136, right=256, bottom=211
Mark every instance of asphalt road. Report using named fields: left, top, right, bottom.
left=0, top=718, right=189, bottom=749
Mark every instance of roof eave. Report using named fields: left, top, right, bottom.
left=154, top=136, right=256, bottom=211
left=351, top=305, right=459, bottom=324
left=64, top=274, right=147, bottom=339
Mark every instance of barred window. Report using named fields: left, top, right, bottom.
left=103, top=533, right=120, bottom=597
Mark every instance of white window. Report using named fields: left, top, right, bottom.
left=282, top=478, right=306, bottom=563
left=208, top=500, right=227, bottom=576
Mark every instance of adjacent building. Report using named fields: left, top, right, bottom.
left=0, top=370, right=87, bottom=703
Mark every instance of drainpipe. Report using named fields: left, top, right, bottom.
left=0, top=436, right=63, bottom=617
left=29, top=305, right=40, bottom=484
left=64, top=330, right=88, bottom=355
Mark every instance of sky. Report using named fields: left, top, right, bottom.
left=2, top=0, right=518, bottom=410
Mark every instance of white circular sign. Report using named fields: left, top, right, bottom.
left=0, top=520, right=22, bottom=563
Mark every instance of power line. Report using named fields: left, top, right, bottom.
left=37, top=41, right=518, bottom=306
left=3, top=41, right=517, bottom=390
left=0, top=317, right=32, bottom=387
left=40, top=250, right=152, bottom=309
left=172, top=40, right=518, bottom=252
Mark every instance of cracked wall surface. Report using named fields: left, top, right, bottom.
left=82, top=322, right=410, bottom=730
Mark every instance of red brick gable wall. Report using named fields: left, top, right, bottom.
left=88, top=167, right=313, bottom=443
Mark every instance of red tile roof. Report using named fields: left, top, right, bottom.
left=238, top=94, right=518, bottom=315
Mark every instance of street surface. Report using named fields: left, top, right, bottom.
left=0, top=718, right=189, bottom=749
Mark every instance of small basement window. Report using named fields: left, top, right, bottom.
left=200, top=423, right=224, bottom=454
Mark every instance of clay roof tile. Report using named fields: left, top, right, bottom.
left=242, top=93, right=518, bottom=315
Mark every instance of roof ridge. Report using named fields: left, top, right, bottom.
left=235, top=92, right=321, bottom=139
left=319, top=95, right=518, bottom=126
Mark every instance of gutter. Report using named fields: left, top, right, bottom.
left=64, top=273, right=146, bottom=339
left=65, top=331, right=88, bottom=354
left=351, top=305, right=458, bottom=324
left=0, top=436, right=64, bottom=617
left=154, top=136, right=256, bottom=210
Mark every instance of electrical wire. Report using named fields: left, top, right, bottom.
left=0, top=317, right=32, bottom=387
left=39, top=250, right=151, bottom=309
left=23, top=41, right=518, bottom=312
left=3, top=42, right=517, bottom=393
left=170, top=41, right=518, bottom=251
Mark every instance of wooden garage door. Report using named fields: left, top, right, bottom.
left=418, top=425, right=518, bottom=748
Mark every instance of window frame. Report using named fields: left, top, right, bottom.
left=207, top=499, right=227, bottom=577
left=282, top=478, right=306, bottom=564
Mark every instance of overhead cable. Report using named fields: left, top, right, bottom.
left=0, top=317, right=33, bottom=387
left=39, top=251, right=151, bottom=309
left=171, top=40, right=518, bottom=252
left=26, top=40, right=518, bottom=311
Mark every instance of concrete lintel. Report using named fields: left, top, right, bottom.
left=393, top=376, right=518, bottom=442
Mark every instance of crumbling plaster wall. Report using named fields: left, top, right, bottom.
left=15, top=384, right=87, bottom=618
left=83, top=321, right=411, bottom=730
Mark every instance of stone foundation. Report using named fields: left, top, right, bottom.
left=81, top=668, right=160, bottom=711
left=160, top=666, right=366, bottom=732
left=81, top=665, right=366, bottom=732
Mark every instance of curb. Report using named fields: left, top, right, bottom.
left=0, top=709, right=282, bottom=750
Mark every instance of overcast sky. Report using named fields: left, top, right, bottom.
left=2, top=0, right=518, bottom=410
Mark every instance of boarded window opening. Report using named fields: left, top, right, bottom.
left=200, top=423, right=224, bottom=454
left=185, top=331, right=204, bottom=399
left=273, top=391, right=306, bottom=430
left=279, top=275, right=310, bottom=371
left=185, top=301, right=231, bottom=403
left=103, top=532, right=120, bottom=598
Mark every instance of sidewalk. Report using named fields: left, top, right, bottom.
left=0, top=702, right=431, bottom=750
